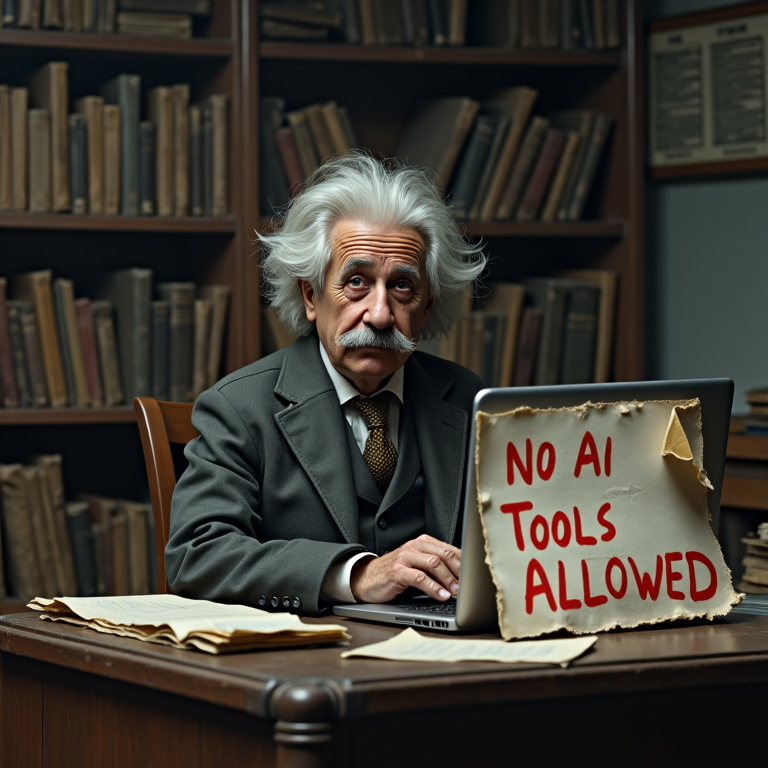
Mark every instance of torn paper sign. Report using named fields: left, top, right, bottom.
left=341, top=627, right=597, bottom=666
left=476, top=399, right=741, bottom=641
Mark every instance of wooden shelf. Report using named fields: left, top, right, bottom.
left=0, top=407, right=136, bottom=425
left=259, top=42, right=623, bottom=67
left=0, top=213, right=238, bottom=233
left=0, top=598, right=31, bottom=614
left=0, top=28, right=232, bottom=57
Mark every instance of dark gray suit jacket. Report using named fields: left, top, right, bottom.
left=166, top=333, right=482, bottom=616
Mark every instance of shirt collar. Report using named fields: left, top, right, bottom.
left=319, top=338, right=404, bottom=406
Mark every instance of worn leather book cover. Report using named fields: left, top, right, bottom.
left=564, top=111, right=613, bottom=221
left=447, top=0, right=466, bottom=45
left=0, top=277, right=20, bottom=408
left=0, top=463, right=38, bottom=599
left=150, top=299, right=169, bottom=400
left=209, top=93, right=228, bottom=216
left=286, top=108, right=319, bottom=179
left=173, top=83, right=189, bottom=216
left=22, top=466, right=58, bottom=598
left=65, top=501, right=98, bottom=596
left=97, top=0, right=116, bottom=31
left=139, top=119, right=156, bottom=215
left=27, top=62, right=70, bottom=212
left=540, top=129, right=580, bottom=222
left=102, top=103, right=121, bottom=215
left=10, top=88, right=28, bottom=211
left=450, top=114, right=499, bottom=220
left=592, top=0, right=605, bottom=48
left=495, top=114, right=549, bottom=220
left=578, top=0, right=594, bottom=48
left=62, top=0, right=81, bottom=30
left=515, top=127, right=566, bottom=222
left=548, top=109, right=594, bottom=221
left=358, top=0, right=375, bottom=44
left=2, top=0, right=17, bottom=23
left=201, top=100, right=212, bottom=215
left=467, top=116, right=509, bottom=221
left=560, top=0, right=583, bottom=49
left=90, top=300, right=123, bottom=405
left=522, top=277, right=570, bottom=386
left=117, top=11, right=192, bottom=38
left=148, top=86, right=174, bottom=217
left=559, top=280, right=599, bottom=384
left=304, top=102, right=335, bottom=163
left=58, top=278, right=90, bottom=406
left=260, top=96, right=290, bottom=215
left=78, top=493, right=117, bottom=596
left=200, top=284, right=230, bottom=388
left=17, top=301, right=49, bottom=406
left=5, top=300, right=32, bottom=407
left=18, top=0, right=41, bottom=27
left=52, top=277, right=78, bottom=405
left=512, top=306, right=543, bottom=387
left=82, top=0, right=96, bottom=29
left=157, top=281, right=195, bottom=402
left=33, top=454, right=78, bottom=597
left=101, top=73, right=141, bottom=216
left=427, top=0, right=447, bottom=45
left=192, top=298, right=212, bottom=399
left=401, top=0, right=429, bottom=46
left=123, top=498, right=150, bottom=594
left=74, top=95, right=104, bottom=214
left=372, top=0, right=404, bottom=45
left=275, top=126, right=305, bottom=195
left=479, top=282, right=525, bottom=388
left=14, top=270, right=67, bottom=407
left=320, top=101, right=349, bottom=157
left=42, top=0, right=62, bottom=27
left=189, top=103, right=203, bottom=215
left=68, top=113, right=87, bottom=214
left=0, top=85, right=11, bottom=211
left=110, top=503, right=130, bottom=596
left=75, top=298, right=105, bottom=407
left=35, top=463, right=71, bottom=594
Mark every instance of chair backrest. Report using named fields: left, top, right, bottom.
left=134, top=397, right=199, bottom=593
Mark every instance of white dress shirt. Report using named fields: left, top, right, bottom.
left=318, top=340, right=404, bottom=603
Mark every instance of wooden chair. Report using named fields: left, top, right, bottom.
left=134, top=397, right=199, bottom=593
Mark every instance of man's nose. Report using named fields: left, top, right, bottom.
left=363, top=282, right=393, bottom=329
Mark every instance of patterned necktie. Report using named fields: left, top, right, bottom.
left=350, top=392, right=398, bottom=495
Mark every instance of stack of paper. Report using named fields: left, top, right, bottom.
left=27, top=594, right=350, bottom=654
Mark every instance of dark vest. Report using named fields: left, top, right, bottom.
left=344, top=398, right=426, bottom=555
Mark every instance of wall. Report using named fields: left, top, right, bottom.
left=645, top=0, right=768, bottom=412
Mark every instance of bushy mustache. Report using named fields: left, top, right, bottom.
left=337, top=326, right=417, bottom=353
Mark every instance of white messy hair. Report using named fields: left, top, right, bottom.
left=258, top=152, right=487, bottom=340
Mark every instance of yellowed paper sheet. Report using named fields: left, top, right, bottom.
left=341, top=627, right=596, bottom=666
left=475, top=399, right=741, bottom=640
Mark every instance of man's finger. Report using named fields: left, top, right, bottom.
left=399, top=567, right=454, bottom=601
left=411, top=540, right=462, bottom=580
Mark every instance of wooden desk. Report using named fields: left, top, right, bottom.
left=2, top=610, right=768, bottom=767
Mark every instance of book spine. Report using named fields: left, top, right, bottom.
left=52, top=278, right=78, bottom=406
left=102, top=104, right=121, bottom=215
left=520, top=0, right=537, bottom=48
left=530, top=283, right=569, bottom=386
left=51, top=62, right=70, bottom=211
left=540, top=130, right=580, bottom=222
left=6, top=301, right=33, bottom=407
left=578, top=0, right=595, bottom=49
left=427, top=0, right=447, bottom=45
left=560, top=0, right=582, bottom=50
left=18, top=0, right=41, bottom=27
left=448, top=0, right=466, bottom=46
left=163, top=283, right=195, bottom=402
left=515, top=127, right=567, bottom=222
left=22, top=466, right=58, bottom=598
left=62, top=0, right=79, bottom=30
left=202, top=285, right=229, bottom=388
left=210, top=94, right=228, bottom=216
left=28, top=108, right=51, bottom=213
left=2, top=0, right=17, bottom=25
left=19, top=303, right=49, bottom=406
left=132, top=269, right=152, bottom=398
left=0, top=86, right=11, bottom=212
left=42, top=0, right=63, bottom=28
left=192, top=298, right=211, bottom=399
left=75, top=298, right=105, bottom=407
left=372, top=0, right=404, bottom=45
left=65, top=501, right=98, bottom=597
left=173, top=83, right=190, bottom=216
left=10, top=88, right=28, bottom=212
left=566, top=113, right=613, bottom=221
left=592, top=0, right=605, bottom=49
left=149, top=86, right=173, bottom=217
left=91, top=301, right=123, bottom=405
left=120, top=75, right=141, bottom=216
left=0, top=464, right=38, bottom=599
left=139, top=119, right=156, bottom=215
left=74, top=96, right=104, bottom=215
left=259, top=96, right=290, bottom=215
left=450, top=115, right=496, bottom=220
left=321, top=100, right=349, bottom=156
left=304, top=103, right=335, bottom=164
left=68, top=113, right=88, bottom=215
left=201, top=100, right=212, bottom=216
left=358, top=0, right=375, bottom=45
left=189, top=103, right=203, bottom=216
left=0, top=278, right=20, bottom=407
left=124, top=501, right=149, bottom=595
left=150, top=300, right=169, bottom=400
left=512, top=307, right=543, bottom=387
left=285, top=110, right=318, bottom=179
left=275, top=127, right=305, bottom=195
left=560, top=284, right=599, bottom=384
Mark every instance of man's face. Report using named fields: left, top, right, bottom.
left=299, top=219, right=433, bottom=395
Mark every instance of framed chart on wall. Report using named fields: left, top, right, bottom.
left=648, top=2, right=768, bottom=178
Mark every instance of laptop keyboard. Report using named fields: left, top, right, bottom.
left=393, top=600, right=457, bottom=616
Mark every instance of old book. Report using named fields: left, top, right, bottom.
left=394, top=97, right=479, bottom=189
left=467, top=116, right=509, bottom=221
left=81, top=0, right=95, bottom=29
left=560, top=0, right=583, bottom=49
left=10, top=87, right=27, bottom=212
left=304, top=103, right=335, bottom=164
left=5, top=300, right=33, bottom=407
left=68, top=113, right=88, bottom=215
left=42, top=0, right=62, bottom=27
left=479, top=282, right=525, bottom=388
left=519, top=0, right=537, bottom=47
left=512, top=306, right=543, bottom=386
left=117, top=0, right=209, bottom=13
left=447, top=0, right=466, bottom=45
left=2, top=0, right=16, bottom=23
left=32, top=455, right=78, bottom=597
left=201, top=100, right=212, bottom=214
left=321, top=101, right=350, bottom=157
left=478, top=86, right=537, bottom=220
left=150, top=300, right=169, bottom=400
left=523, top=277, right=570, bottom=386
left=78, top=494, right=115, bottom=596
left=22, top=466, right=58, bottom=598
left=192, top=298, right=211, bottom=399
left=117, top=10, right=192, bottom=38
left=189, top=103, right=203, bottom=215
left=260, top=2, right=341, bottom=27
left=75, top=298, right=105, bottom=407
left=286, top=108, right=319, bottom=179
left=540, top=130, right=580, bottom=222
left=120, top=499, right=149, bottom=595
left=28, top=108, right=51, bottom=213
left=62, top=0, right=81, bottom=30
left=260, top=18, right=329, bottom=39
left=515, top=127, right=566, bottom=222
left=209, top=94, right=228, bottom=216
left=260, top=106, right=292, bottom=203
left=0, top=85, right=11, bottom=211
left=157, top=281, right=195, bottom=402
left=34, top=465, right=68, bottom=594
left=0, top=464, right=37, bottom=599
left=450, top=114, right=499, bottom=220
left=200, top=284, right=230, bottom=388
left=564, top=111, right=613, bottom=221
left=101, top=74, right=141, bottom=216
left=549, top=110, right=594, bottom=222
left=604, top=0, right=619, bottom=48
left=149, top=86, right=174, bottom=217
left=358, top=0, right=375, bottom=45
left=401, top=0, right=428, bottom=46
left=172, top=83, right=189, bottom=216
left=495, top=115, right=549, bottom=220
left=110, top=502, right=130, bottom=595
left=74, top=96, right=104, bottom=215
left=27, top=62, right=69, bottom=212
left=558, top=268, right=617, bottom=383
left=0, top=278, right=20, bottom=408
left=578, top=0, right=594, bottom=49
left=14, top=270, right=67, bottom=407
left=372, top=0, right=404, bottom=45
left=98, top=0, right=116, bottom=31
left=139, top=119, right=156, bottom=215
left=102, top=103, right=121, bottom=215
left=538, top=0, right=560, bottom=47
left=427, top=0, right=447, bottom=45
left=18, top=0, right=41, bottom=26
left=90, top=300, right=123, bottom=405
left=53, top=278, right=90, bottom=407
left=90, top=268, right=152, bottom=401
left=65, top=501, right=98, bottom=596
left=591, top=0, right=604, bottom=48
left=559, top=280, right=599, bottom=384
left=18, top=301, right=49, bottom=406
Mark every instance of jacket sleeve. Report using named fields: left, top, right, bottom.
left=165, top=387, right=364, bottom=616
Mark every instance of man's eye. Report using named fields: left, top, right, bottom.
left=395, top=280, right=411, bottom=290
left=348, top=277, right=364, bottom=287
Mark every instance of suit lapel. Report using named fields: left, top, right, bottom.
left=273, top=336, right=360, bottom=544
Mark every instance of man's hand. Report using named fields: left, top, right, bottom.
left=350, top=534, right=460, bottom=604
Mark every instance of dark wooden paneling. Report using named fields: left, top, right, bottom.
left=1, top=654, right=43, bottom=768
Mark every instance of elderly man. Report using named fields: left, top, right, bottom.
left=166, top=153, right=487, bottom=616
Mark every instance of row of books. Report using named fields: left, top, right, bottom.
left=0, top=63, right=229, bottom=217
left=259, top=0, right=468, bottom=46
left=0, top=455, right=157, bottom=601
left=424, top=271, right=618, bottom=387
left=0, top=270, right=230, bottom=409
left=742, top=388, right=768, bottom=436
left=737, top=526, right=768, bottom=596
left=396, top=90, right=614, bottom=222
left=0, top=0, right=209, bottom=36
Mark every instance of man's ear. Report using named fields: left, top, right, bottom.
left=298, top=279, right=317, bottom=323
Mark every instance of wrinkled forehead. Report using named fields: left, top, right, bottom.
left=329, top=220, right=427, bottom=270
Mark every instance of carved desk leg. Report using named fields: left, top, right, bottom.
left=269, top=679, right=342, bottom=768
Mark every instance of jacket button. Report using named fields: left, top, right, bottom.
left=270, top=596, right=279, bottom=608
left=378, top=517, right=388, bottom=530
left=257, top=595, right=266, bottom=607
left=292, top=597, right=301, bottom=609
left=283, top=596, right=291, bottom=608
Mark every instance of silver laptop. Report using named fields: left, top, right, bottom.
left=333, top=378, right=734, bottom=632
